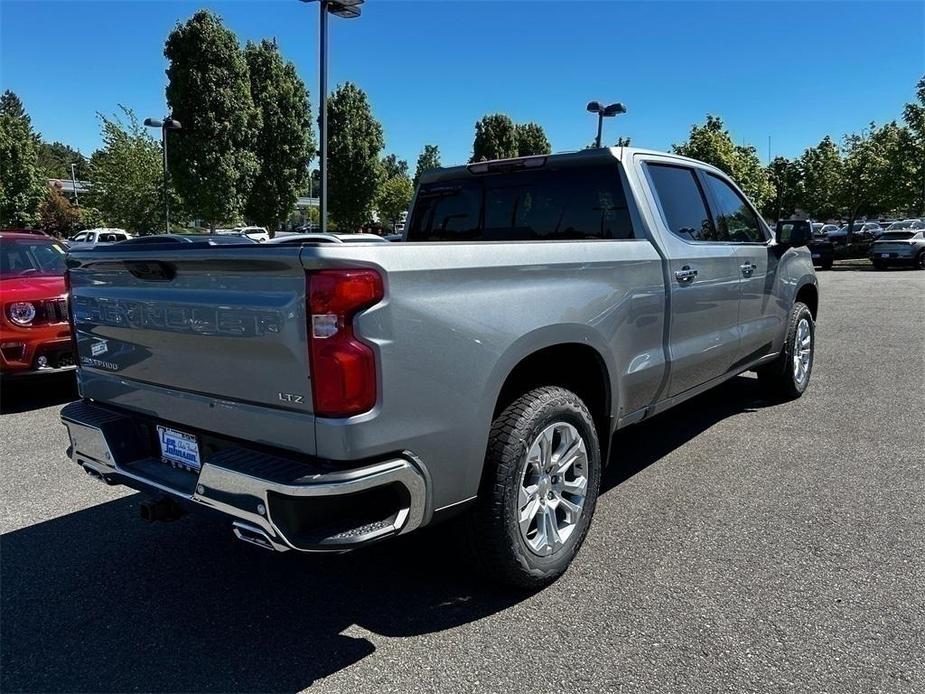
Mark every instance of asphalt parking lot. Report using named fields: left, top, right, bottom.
left=1, top=264, right=923, bottom=694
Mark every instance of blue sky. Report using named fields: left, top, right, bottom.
left=1, top=1, right=923, bottom=168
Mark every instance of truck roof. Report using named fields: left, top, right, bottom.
left=419, top=146, right=719, bottom=185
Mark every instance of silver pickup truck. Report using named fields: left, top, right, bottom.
left=60, top=147, right=818, bottom=587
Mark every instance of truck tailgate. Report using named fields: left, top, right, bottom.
left=68, top=245, right=313, bottom=419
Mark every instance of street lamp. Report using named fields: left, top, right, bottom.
left=299, top=0, right=364, bottom=233
left=70, top=163, right=79, bottom=207
left=586, top=101, right=627, bottom=148
left=143, top=116, right=182, bottom=234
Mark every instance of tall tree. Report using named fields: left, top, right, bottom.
left=164, top=10, right=258, bottom=228
left=377, top=175, right=413, bottom=230
left=902, top=75, right=925, bottom=214
left=514, top=122, right=551, bottom=157
left=327, top=82, right=384, bottom=231
left=37, top=141, right=89, bottom=180
left=38, top=185, right=79, bottom=236
left=243, top=39, right=314, bottom=236
left=672, top=115, right=774, bottom=210
left=413, top=144, right=441, bottom=185
left=0, top=91, right=46, bottom=227
left=90, top=107, right=175, bottom=234
left=765, top=156, right=803, bottom=220
left=837, top=122, right=912, bottom=240
left=381, top=153, right=409, bottom=180
left=471, top=114, right=518, bottom=162
left=798, top=136, right=842, bottom=220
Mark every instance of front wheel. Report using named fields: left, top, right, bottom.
left=916, top=251, right=925, bottom=270
left=757, top=301, right=815, bottom=401
left=462, top=386, right=602, bottom=589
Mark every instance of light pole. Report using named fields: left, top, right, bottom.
left=143, top=117, right=182, bottom=234
left=586, top=101, right=627, bottom=148
left=299, top=0, right=364, bottom=233
left=70, top=163, right=79, bottom=207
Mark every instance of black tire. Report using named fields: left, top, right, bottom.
left=872, top=259, right=887, bottom=270
left=757, top=301, right=815, bottom=401
left=916, top=251, right=925, bottom=271
left=820, top=260, right=833, bottom=271
left=461, top=386, right=602, bottom=589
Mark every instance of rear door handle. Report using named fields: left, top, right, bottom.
left=675, top=266, right=698, bottom=284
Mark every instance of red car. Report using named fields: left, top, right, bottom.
left=0, top=231, right=75, bottom=377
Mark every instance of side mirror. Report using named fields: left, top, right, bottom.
left=776, top=223, right=812, bottom=248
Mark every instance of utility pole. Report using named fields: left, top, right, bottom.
left=70, top=163, right=79, bottom=207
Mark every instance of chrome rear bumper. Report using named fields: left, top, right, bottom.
left=61, top=400, right=430, bottom=551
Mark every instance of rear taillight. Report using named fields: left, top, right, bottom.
left=308, top=269, right=383, bottom=417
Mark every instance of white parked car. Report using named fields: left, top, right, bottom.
left=68, top=228, right=133, bottom=250
left=233, top=226, right=270, bottom=243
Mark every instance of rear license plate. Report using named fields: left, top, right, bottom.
left=157, top=425, right=201, bottom=472
left=811, top=254, right=820, bottom=259
left=881, top=253, right=889, bottom=258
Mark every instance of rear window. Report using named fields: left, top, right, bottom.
left=407, top=163, right=635, bottom=242
left=879, top=231, right=916, bottom=241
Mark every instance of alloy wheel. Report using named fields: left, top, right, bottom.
left=517, top=422, right=589, bottom=556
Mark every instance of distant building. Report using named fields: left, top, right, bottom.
left=48, top=178, right=91, bottom=198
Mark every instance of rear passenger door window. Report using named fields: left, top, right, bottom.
left=646, top=164, right=723, bottom=242
left=703, top=174, right=765, bottom=243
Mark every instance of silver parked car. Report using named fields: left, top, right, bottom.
left=869, top=229, right=925, bottom=269
left=60, top=147, right=818, bottom=587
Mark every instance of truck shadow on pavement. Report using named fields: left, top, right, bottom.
left=0, top=375, right=774, bottom=693
left=0, top=374, right=78, bottom=415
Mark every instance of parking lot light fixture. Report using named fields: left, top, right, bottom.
left=143, top=117, right=182, bottom=234
left=298, top=0, right=364, bottom=233
left=586, top=101, right=627, bottom=148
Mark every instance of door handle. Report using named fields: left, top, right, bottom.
left=740, top=262, right=757, bottom=276
left=675, top=266, right=698, bottom=284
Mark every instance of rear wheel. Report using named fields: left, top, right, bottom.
left=462, top=386, right=601, bottom=588
left=916, top=251, right=925, bottom=270
left=757, top=302, right=815, bottom=401
left=820, top=260, right=833, bottom=271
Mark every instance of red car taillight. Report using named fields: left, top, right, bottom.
left=307, top=269, right=383, bottom=417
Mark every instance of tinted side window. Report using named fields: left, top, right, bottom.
left=408, top=164, right=634, bottom=242
left=647, top=164, right=721, bottom=242
left=704, top=174, right=764, bottom=242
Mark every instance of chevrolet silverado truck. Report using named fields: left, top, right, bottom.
left=60, top=148, right=818, bottom=587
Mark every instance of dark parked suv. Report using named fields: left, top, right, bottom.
left=778, top=220, right=833, bottom=270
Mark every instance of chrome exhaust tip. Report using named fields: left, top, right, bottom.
left=232, top=522, right=287, bottom=552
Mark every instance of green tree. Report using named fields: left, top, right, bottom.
left=0, top=91, right=46, bottom=227
left=243, top=39, right=314, bottom=237
left=764, top=156, right=803, bottom=220
left=37, top=141, right=89, bottom=180
left=615, top=136, right=632, bottom=147
left=327, top=82, right=384, bottom=231
left=798, top=136, right=842, bottom=220
left=90, top=107, right=176, bottom=234
left=514, top=122, right=551, bottom=157
left=37, top=184, right=79, bottom=236
left=838, top=121, right=914, bottom=238
left=381, top=153, right=409, bottom=180
left=164, top=10, right=258, bottom=228
left=377, top=175, right=413, bottom=230
left=471, top=114, right=518, bottom=162
left=413, top=144, right=441, bottom=186
left=902, top=75, right=925, bottom=214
